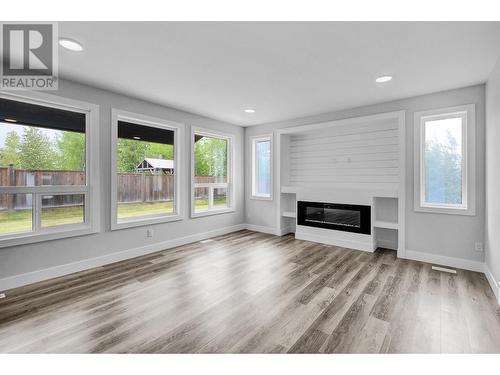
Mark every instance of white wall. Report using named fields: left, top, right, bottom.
left=0, top=79, right=245, bottom=289
left=486, top=57, right=500, bottom=294
left=246, top=84, right=486, bottom=264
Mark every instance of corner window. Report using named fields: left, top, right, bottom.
left=0, top=93, right=99, bottom=247
left=414, top=104, right=476, bottom=215
left=111, top=110, right=183, bottom=229
left=191, top=128, right=234, bottom=217
left=251, top=135, right=272, bottom=199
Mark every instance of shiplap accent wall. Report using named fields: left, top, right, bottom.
left=289, top=118, right=399, bottom=185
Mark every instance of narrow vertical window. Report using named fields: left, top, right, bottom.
left=414, top=104, right=475, bottom=215
left=192, top=128, right=234, bottom=216
left=423, top=116, right=464, bottom=206
left=251, top=135, right=272, bottom=199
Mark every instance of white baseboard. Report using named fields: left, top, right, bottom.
left=0, top=224, right=247, bottom=291
left=245, top=224, right=283, bottom=236
left=404, top=249, right=484, bottom=273
left=484, top=263, right=500, bottom=305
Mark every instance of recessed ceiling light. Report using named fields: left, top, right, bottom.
left=59, top=38, right=84, bottom=52
left=375, top=75, right=393, bottom=83
left=4, top=118, right=17, bottom=123
left=244, top=109, right=255, bottom=114
left=133, top=136, right=141, bottom=140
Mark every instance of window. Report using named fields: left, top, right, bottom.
left=111, top=110, right=183, bottom=229
left=191, top=128, right=234, bottom=217
left=0, top=92, right=99, bottom=247
left=414, top=104, right=476, bottom=215
left=251, top=135, right=272, bottom=199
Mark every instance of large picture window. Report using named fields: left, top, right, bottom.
left=0, top=93, right=99, bottom=247
left=414, top=104, right=476, bottom=215
left=111, top=110, right=182, bottom=229
left=251, top=135, right=272, bottom=199
left=191, top=128, right=234, bottom=217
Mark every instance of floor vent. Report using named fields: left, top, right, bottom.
left=431, top=265, right=457, bottom=274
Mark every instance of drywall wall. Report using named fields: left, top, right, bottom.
left=246, top=84, right=486, bottom=264
left=0, top=79, right=245, bottom=289
left=486, top=57, right=500, bottom=293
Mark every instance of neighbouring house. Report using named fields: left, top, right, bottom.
left=135, top=158, right=174, bottom=175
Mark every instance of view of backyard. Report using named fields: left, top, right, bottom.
left=0, top=121, right=229, bottom=235
left=0, top=197, right=229, bottom=234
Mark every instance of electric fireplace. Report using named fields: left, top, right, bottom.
left=297, top=201, right=371, bottom=235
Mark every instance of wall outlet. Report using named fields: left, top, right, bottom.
left=474, top=241, right=484, bottom=252
left=147, top=229, right=154, bottom=238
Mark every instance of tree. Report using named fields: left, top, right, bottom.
left=194, top=137, right=227, bottom=177
left=18, top=127, right=56, bottom=169
left=0, top=131, right=21, bottom=167
left=425, top=130, right=462, bottom=204
left=146, top=142, right=173, bottom=160
left=56, top=132, right=85, bottom=170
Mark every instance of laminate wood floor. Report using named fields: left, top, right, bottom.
left=1, top=230, right=500, bottom=353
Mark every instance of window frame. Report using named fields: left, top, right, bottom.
left=0, top=90, right=100, bottom=248
left=250, top=134, right=273, bottom=200
left=413, top=104, right=476, bottom=216
left=110, top=109, right=184, bottom=230
left=191, top=126, right=235, bottom=218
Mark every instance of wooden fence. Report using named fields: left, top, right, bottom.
left=0, top=167, right=226, bottom=210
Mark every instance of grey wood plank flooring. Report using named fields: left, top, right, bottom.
left=1, top=230, right=499, bottom=353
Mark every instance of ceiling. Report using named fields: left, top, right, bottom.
left=58, top=22, right=500, bottom=126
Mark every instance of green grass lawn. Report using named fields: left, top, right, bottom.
left=117, top=201, right=174, bottom=219
left=1, top=198, right=229, bottom=234
left=0, top=205, right=84, bottom=234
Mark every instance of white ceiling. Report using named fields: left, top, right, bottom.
left=59, top=22, right=500, bottom=126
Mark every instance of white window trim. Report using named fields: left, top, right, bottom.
left=250, top=134, right=273, bottom=200
left=110, top=109, right=184, bottom=230
left=414, top=104, right=476, bottom=216
left=191, top=126, right=235, bottom=218
left=0, top=90, right=100, bottom=248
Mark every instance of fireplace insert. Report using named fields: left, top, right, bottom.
left=297, top=201, right=371, bottom=234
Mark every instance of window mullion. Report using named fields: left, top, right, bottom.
left=33, top=192, right=41, bottom=232
left=208, top=187, right=214, bottom=210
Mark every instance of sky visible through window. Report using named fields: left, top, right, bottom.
left=0, top=122, right=60, bottom=148
left=256, top=140, right=270, bottom=195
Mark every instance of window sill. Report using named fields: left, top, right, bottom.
left=250, top=195, right=273, bottom=201
left=0, top=225, right=98, bottom=249
left=111, top=213, right=183, bottom=230
left=191, top=207, right=235, bottom=218
left=414, top=205, right=475, bottom=216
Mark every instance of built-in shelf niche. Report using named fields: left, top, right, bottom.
left=373, top=196, right=399, bottom=227
left=282, top=211, right=296, bottom=218
left=373, top=196, right=399, bottom=250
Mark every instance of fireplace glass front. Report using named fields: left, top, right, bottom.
left=297, top=201, right=371, bottom=234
